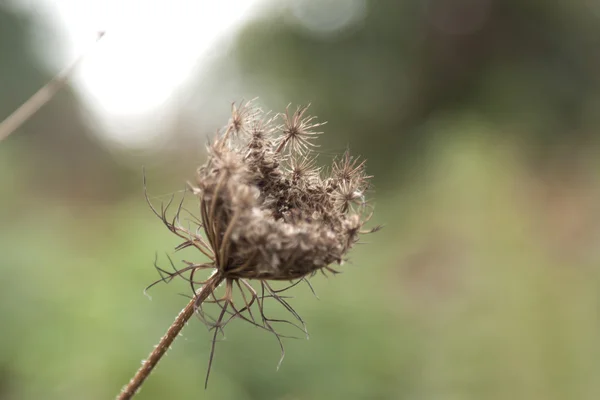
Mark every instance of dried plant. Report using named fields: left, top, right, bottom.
left=118, top=101, right=378, bottom=399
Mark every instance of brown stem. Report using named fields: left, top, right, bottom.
left=0, top=31, right=105, bottom=142
left=117, top=273, right=224, bottom=400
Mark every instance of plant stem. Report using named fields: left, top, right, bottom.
left=117, top=273, right=224, bottom=400
left=0, top=31, right=105, bottom=142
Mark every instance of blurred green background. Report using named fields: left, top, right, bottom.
left=3, top=1, right=600, bottom=399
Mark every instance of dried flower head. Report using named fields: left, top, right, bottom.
left=142, top=100, right=377, bottom=390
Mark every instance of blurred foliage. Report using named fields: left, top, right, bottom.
left=2, top=1, right=600, bottom=399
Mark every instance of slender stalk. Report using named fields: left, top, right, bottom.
left=0, top=31, right=105, bottom=142
left=117, top=273, right=224, bottom=400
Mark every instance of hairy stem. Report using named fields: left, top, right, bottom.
left=117, top=273, right=224, bottom=400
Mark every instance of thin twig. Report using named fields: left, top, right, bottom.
left=0, top=31, right=105, bottom=142
left=117, top=272, right=224, bottom=400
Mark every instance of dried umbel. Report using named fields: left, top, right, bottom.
left=194, top=105, right=371, bottom=281
left=118, top=101, right=377, bottom=399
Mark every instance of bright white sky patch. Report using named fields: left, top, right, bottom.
left=23, top=0, right=262, bottom=145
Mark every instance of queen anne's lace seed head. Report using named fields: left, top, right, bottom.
left=145, top=100, right=377, bottom=387
left=192, top=102, right=374, bottom=281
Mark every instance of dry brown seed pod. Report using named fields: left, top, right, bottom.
left=118, top=102, right=376, bottom=400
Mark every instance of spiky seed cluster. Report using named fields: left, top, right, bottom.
left=196, top=102, right=373, bottom=281
left=145, top=100, right=376, bottom=386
